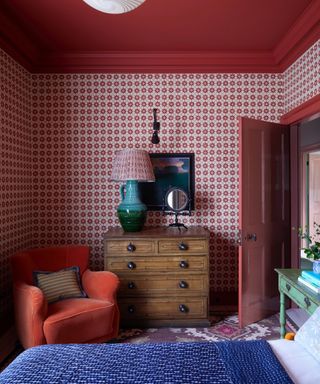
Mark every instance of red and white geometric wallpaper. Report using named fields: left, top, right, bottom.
left=0, top=38, right=319, bottom=325
left=284, top=39, right=320, bottom=113
left=0, top=49, right=33, bottom=320
left=31, top=72, right=284, bottom=296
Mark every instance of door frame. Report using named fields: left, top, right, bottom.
left=299, top=144, right=320, bottom=253
left=289, top=113, right=320, bottom=269
left=281, top=94, right=320, bottom=269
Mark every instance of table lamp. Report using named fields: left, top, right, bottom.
left=111, top=149, right=155, bottom=232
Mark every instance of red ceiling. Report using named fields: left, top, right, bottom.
left=0, top=0, right=319, bottom=73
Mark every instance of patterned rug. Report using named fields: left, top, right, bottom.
left=116, top=313, right=290, bottom=344
left=1, top=313, right=294, bottom=371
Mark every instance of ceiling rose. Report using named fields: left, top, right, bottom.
left=82, top=0, right=146, bottom=14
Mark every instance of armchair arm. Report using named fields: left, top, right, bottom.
left=82, top=270, right=120, bottom=302
left=13, top=282, right=48, bottom=349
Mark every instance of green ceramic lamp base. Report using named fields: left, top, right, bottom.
left=118, top=209, right=146, bottom=232
left=117, top=180, right=147, bottom=232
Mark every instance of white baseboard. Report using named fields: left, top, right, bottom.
left=0, top=327, right=17, bottom=363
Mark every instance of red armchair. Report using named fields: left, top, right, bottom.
left=11, top=246, right=120, bottom=349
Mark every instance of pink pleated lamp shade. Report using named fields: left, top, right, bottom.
left=111, top=149, right=155, bottom=182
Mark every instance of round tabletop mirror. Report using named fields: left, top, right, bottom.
left=166, top=188, right=188, bottom=211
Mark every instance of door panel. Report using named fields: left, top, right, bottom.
left=239, top=117, right=290, bottom=327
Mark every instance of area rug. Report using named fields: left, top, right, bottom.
left=115, top=313, right=292, bottom=344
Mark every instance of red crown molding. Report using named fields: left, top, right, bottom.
left=0, top=7, right=40, bottom=72
left=273, top=0, right=320, bottom=71
left=34, top=51, right=278, bottom=73
left=280, top=94, right=320, bottom=125
left=0, top=0, right=319, bottom=73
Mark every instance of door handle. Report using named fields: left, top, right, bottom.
left=246, top=233, right=257, bottom=241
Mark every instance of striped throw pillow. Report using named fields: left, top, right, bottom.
left=33, top=266, right=87, bottom=303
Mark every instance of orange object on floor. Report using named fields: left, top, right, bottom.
left=11, top=246, right=120, bottom=349
left=284, top=332, right=295, bottom=340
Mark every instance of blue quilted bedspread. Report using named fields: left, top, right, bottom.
left=0, top=340, right=292, bottom=383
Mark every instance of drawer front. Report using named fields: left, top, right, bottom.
left=119, top=275, right=208, bottom=296
left=105, top=240, right=155, bottom=255
left=280, top=277, right=318, bottom=314
left=106, top=256, right=208, bottom=273
left=158, top=239, right=208, bottom=254
left=119, top=297, right=207, bottom=320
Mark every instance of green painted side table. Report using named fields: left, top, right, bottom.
left=275, top=269, right=320, bottom=338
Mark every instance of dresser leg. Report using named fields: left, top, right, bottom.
left=279, top=291, right=286, bottom=338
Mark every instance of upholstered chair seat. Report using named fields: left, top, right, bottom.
left=11, top=246, right=120, bottom=349
left=44, top=298, right=115, bottom=344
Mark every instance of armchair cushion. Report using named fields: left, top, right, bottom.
left=34, top=266, right=87, bottom=303
left=44, top=298, right=115, bottom=344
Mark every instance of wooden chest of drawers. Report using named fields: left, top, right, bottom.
left=104, top=226, right=210, bottom=327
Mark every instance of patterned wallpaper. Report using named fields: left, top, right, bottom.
left=31, top=73, right=284, bottom=295
left=284, top=39, right=320, bottom=113
left=0, top=49, right=33, bottom=323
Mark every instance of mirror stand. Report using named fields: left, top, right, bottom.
left=169, top=212, right=188, bottom=230
left=162, top=187, right=191, bottom=230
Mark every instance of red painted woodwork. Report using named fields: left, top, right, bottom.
left=0, top=0, right=317, bottom=73
left=290, top=124, right=300, bottom=269
left=0, top=7, right=39, bottom=71
left=35, top=51, right=279, bottom=74
left=308, top=153, right=320, bottom=238
left=290, top=121, right=320, bottom=270
left=296, top=150, right=320, bottom=255
left=281, top=94, right=320, bottom=125
left=238, top=118, right=291, bottom=328
left=274, top=0, right=320, bottom=70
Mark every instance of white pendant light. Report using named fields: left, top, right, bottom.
left=82, top=0, right=145, bottom=14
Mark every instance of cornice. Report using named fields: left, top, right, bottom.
left=273, top=0, right=320, bottom=71
left=0, top=7, right=40, bottom=72
left=0, top=0, right=319, bottom=73
left=33, top=50, right=278, bottom=73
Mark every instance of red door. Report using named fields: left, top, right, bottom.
left=239, top=117, right=291, bottom=327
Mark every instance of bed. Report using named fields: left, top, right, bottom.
left=2, top=305, right=320, bottom=383
left=269, top=339, right=320, bottom=384
left=0, top=340, right=303, bottom=384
